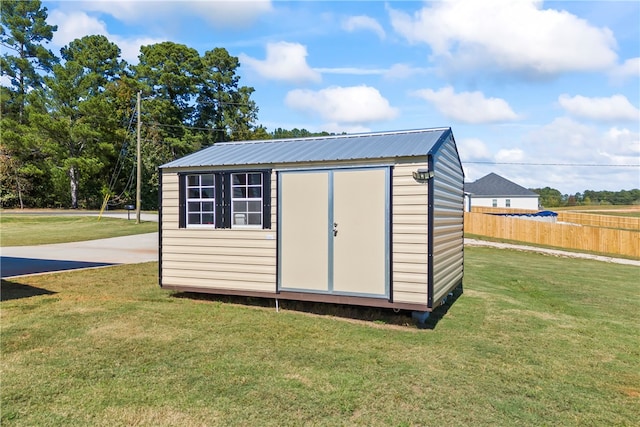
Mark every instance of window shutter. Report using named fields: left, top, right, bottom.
left=221, top=172, right=232, bottom=228
left=178, top=174, right=186, bottom=228
left=214, top=173, right=224, bottom=229
left=262, top=170, right=272, bottom=229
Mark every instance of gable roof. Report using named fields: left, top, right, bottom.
left=465, top=173, right=539, bottom=197
left=161, top=127, right=454, bottom=169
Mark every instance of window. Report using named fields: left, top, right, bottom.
left=506, top=199, right=511, bottom=208
left=179, top=171, right=271, bottom=229
left=492, top=199, right=498, bottom=207
left=231, top=172, right=263, bottom=227
left=186, top=174, right=215, bottom=226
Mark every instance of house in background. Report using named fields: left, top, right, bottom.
left=464, top=172, right=540, bottom=211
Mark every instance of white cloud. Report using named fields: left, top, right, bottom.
left=495, top=148, right=525, bottom=162
left=313, top=63, right=429, bottom=78
left=413, top=86, right=519, bottom=124
left=0, top=74, right=12, bottom=87
left=388, top=0, right=617, bottom=76
left=49, top=10, right=109, bottom=46
left=72, top=0, right=272, bottom=28
left=528, top=118, right=640, bottom=191
left=342, top=15, right=385, bottom=39
left=528, top=117, right=640, bottom=166
left=313, top=67, right=386, bottom=76
left=240, top=42, right=321, bottom=84
left=458, top=138, right=492, bottom=161
left=322, top=123, right=372, bottom=134
left=383, top=63, right=429, bottom=80
left=285, top=85, right=398, bottom=124
left=530, top=117, right=596, bottom=160
left=602, top=127, right=640, bottom=159
left=48, top=10, right=165, bottom=64
left=609, top=57, right=640, bottom=82
left=558, top=94, right=640, bottom=122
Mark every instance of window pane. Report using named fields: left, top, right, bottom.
left=232, top=174, right=246, bottom=185
left=201, top=188, right=213, bottom=198
left=188, top=213, right=201, bottom=224
left=233, top=213, right=247, bottom=225
left=188, top=188, right=200, bottom=198
left=248, top=173, right=262, bottom=185
left=248, top=201, right=261, bottom=212
left=233, top=188, right=246, bottom=198
left=248, top=213, right=262, bottom=225
left=233, top=200, right=247, bottom=212
left=201, top=174, right=214, bottom=186
left=202, top=202, right=214, bottom=212
left=187, top=175, right=199, bottom=186
left=202, top=213, right=214, bottom=224
left=188, top=202, right=200, bottom=212
left=248, top=187, right=261, bottom=198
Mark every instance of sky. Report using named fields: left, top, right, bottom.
left=40, top=0, right=640, bottom=194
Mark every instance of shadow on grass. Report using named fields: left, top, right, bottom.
left=172, top=286, right=463, bottom=329
left=1, top=279, right=57, bottom=301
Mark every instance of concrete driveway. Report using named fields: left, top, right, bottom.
left=1, top=232, right=158, bottom=278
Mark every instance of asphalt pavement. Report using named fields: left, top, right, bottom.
left=1, top=211, right=159, bottom=279
left=1, top=232, right=158, bottom=278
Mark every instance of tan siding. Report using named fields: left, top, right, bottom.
left=160, top=170, right=277, bottom=294
left=163, top=268, right=273, bottom=283
left=392, top=162, right=429, bottom=304
left=161, top=276, right=276, bottom=293
left=431, top=137, right=464, bottom=305
left=163, top=252, right=274, bottom=265
left=393, top=291, right=427, bottom=305
left=162, top=173, right=180, bottom=231
left=163, top=261, right=274, bottom=275
left=163, top=245, right=273, bottom=258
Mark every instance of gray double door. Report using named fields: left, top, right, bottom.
left=278, top=167, right=389, bottom=297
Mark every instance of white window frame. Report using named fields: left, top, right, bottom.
left=185, top=173, right=216, bottom=228
left=492, top=199, right=498, bottom=207
left=506, top=198, right=511, bottom=208
left=230, top=172, right=263, bottom=229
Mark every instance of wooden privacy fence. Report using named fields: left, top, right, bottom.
left=471, top=207, right=640, bottom=231
left=464, top=212, right=640, bottom=258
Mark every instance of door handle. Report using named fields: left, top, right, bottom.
left=333, top=222, right=338, bottom=236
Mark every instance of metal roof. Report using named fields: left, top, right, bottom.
left=160, top=127, right=452, bottom=169
left=465, top=172, right=539, bottom=197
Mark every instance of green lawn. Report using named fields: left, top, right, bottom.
left=0, top=214, right=157, bottom=246
left=553, top=205, right=640, bottom=218
left=1, top=248, right=638, bottom=426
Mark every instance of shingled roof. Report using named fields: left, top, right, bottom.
left=465, top=173, right=539, bottom=197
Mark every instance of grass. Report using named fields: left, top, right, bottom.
left=0, top=215, right=157, bottom=246
left=577, top=210, right=640, bottom=218
left=464, top=233, right=640, bottom=261
left=553, top=205, right=640, bottom=218
left=2, top=248, right=639, bottom=426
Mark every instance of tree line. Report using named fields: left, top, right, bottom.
left=0, top=0, right=335, bottom=210
left=3, top=2, right=636, bottom=211
left=531, top=187, right=640, bottom=207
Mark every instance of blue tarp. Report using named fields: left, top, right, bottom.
left=491, top=210, right=557, bottom=217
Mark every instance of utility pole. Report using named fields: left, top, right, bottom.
left=136, top=91, right=142, bottom=224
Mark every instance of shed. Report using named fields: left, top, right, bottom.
left=464, top=172, right=540, bottom=211
left=159, top=127, right=465, bottom=314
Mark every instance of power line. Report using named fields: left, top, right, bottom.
left=145, top=121, right=229, bottom=132
left=464, top=161, right=639, bottom=168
